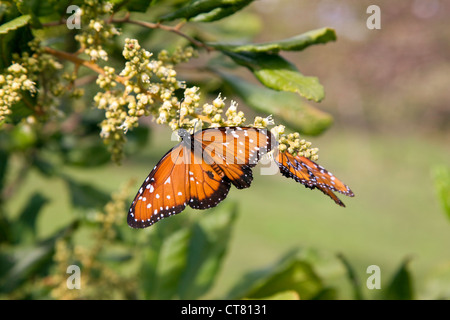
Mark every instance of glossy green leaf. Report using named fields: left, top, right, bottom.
left=209, top=27, right=336, bottom=53
left=223, top=51, right=325, bottom=102
left=0, top=14, right=31, bottom=34
left=236, top=258, right=326, bottom=300
left=160, top=0, right=254, bottom=22
left=220, top=72, right=332, bottom=135
left=384, top=258, right=414, bottom=300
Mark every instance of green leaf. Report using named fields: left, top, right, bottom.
left=0, top=4, right=34, bottom=70
left=0, top=244, right=53, bottom=294
left=63, top=176, right=110, bottom=210
left=209, top=27, right=336, bottom=53
left=337, top=253, right=364, bottom=300
left=0, top=221, right=78, bottom=294
left=111, top=0, right=154, bottom=12
left=63, top=142, right=110, bottom=168
left=140, top=203, right=238, bottom=299
left=152, top=227, right=191, bottom=299
left=0, top=149, right=8, bottom=194
left=32, top=155, right=57, bottom=177
left=432, top=165, right=450, bottom=220
left=14, top=193, right=49, bottom=244
left=248, top=290, right=300, bottom=300
left=219, top=72, right=333, bottom=135
left=160, top=0, right=254, bottom=22
left=178, top=202, right=238, bottom=299
left=384, top=258, right=415, bottom=300
left=222, top=51, right=325, bottom=102
left=0, top=14, right=31, bottom=34
left=233, top=255, right=327, bottom=300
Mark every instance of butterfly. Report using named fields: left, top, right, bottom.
left=128, top=126, right=272, bottom=228
left=127, top=126, right=354, bottom=228
left=275, top=151, right=354, bottom=207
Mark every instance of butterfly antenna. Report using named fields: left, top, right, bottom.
left=178, top=99, right=184, bottom=129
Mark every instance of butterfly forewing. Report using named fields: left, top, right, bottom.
left=197, top=127, right=274, bottom=189
left=128, top=143, right=190, bottom=228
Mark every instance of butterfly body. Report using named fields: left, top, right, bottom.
left=128, top=126, right=353, bottom=228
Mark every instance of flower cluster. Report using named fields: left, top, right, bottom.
left=74, top=0, right=119, bottom=61
left=94, top=39, right=198, bottom=163
left=93, top=38, right=319, bottom=163
left=0, top=63, right=36, bottom=123
left=0, top=43, right=66, bottom=125
left=272, top=125, right=319, bottom=161
left=199, top=96, right=319, bottom=160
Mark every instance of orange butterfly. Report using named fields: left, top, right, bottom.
left=128, top=127, right=353, bottom=228
left=275, top=151, right=354, bottom=207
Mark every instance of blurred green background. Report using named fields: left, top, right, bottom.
left=1, top=0, right=450, bottom=299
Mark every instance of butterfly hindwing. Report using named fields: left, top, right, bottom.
left=187, top=150, right=231, bottom=209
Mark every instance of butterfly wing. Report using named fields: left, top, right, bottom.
left=276, top=151, right=317, bottom=188
left=296, top=156, right=354, bottom=197
left=187, top=148, right=231, bottom=209
left=128, top=142, right=190, bottom=228
left=196, top=127, right=273, bottom=189
left=128, top=131, right=233, bottom=228
left=275, top=151, right=354, bottom=206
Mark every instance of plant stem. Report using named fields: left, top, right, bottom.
left=43, top=47, right=127, bottom=84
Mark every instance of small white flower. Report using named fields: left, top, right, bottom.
left=271, top=125, right=285, bottom=137
left=93, top=21, right=103, bottom=32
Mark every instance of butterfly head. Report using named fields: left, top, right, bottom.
left=177, top=128, right=191, bottom=143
